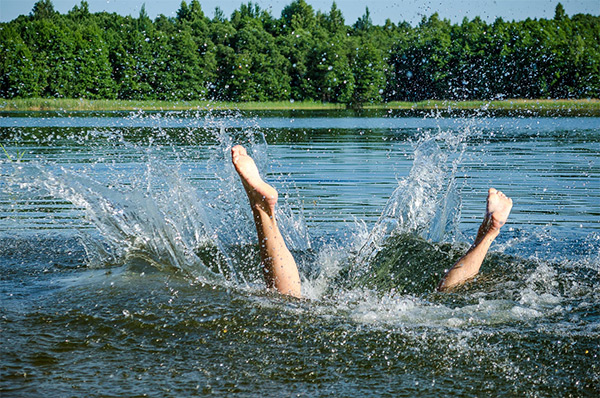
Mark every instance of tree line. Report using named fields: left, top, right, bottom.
left=1, top=0, right=598, bottom=105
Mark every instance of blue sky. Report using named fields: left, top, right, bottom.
left=1, top=0, right=598, bottom=24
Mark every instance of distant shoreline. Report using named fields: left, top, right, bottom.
left=1, top=98, right=599, bottom=115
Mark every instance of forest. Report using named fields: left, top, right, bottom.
left=1, top=0, right=599, bottom=106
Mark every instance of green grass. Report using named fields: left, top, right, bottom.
left=0, top=97, right=598, bottom=112
left=0, top=143, right=25, bottom=162
left=379, top=99, right=600, bottom=110
left=0, top=98, right=345, bottom=111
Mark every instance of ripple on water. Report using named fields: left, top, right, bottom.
left=1, top=113, right=599, bottom=396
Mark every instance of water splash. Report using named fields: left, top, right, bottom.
left=27, top=161, right=221, bottom=279
left=11, top=111, right=311, bottom=288
left=346, top=128, right=467, bottom=283
left=5, top=111, right=598, bottom=310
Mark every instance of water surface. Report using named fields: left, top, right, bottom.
left=1, top=111, right=598, bottom=396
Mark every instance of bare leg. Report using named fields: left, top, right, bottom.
left=231, top=145, right=301, bottom=298
left=437, top=188, right=513, bottom=291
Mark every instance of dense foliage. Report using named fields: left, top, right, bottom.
left=1, top=0, right=598, bottom=105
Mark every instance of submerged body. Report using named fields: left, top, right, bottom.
left=231, top=145, right=513, bottom=297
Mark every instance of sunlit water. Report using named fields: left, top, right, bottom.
left=1, top=111, right=598, bottom=396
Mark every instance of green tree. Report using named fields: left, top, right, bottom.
left=68, top=1, right=90, bottom=21
left=554, top=3, right=566, bottom=21
left=1, top=0, right=598, bottom=102
left=387, top=14, right=452, bottom=101
left=31, top=0, right=57, bottom=20
left=225, top=8, right=290, bottom=101
left=351, top=39, right=385, bottom=106
left=321, top=2, right=346, bottom=35
left=281, top=0, right=315, bottom=33
left=306, top=29, right=354, bottom=102
left=353, top=7, right=372, bottom=32
left=0, top=26, right=40, bottom=97
left=68, top=22, right=116, bottom=98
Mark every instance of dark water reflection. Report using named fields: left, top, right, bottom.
left=1, top=112, right=599, bottom=396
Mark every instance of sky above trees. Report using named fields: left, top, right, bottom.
left=1, top=0, right=598, bottom=24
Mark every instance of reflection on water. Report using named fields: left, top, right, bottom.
left=1, top=112, right=599, bottom=396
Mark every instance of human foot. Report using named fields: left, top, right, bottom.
left=485, top=188, right=513, bottom=231
left=231, top=145, right=278, bottom=214
left=437, top=188, right=512, bottom=291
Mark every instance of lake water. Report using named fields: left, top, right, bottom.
left=1, top=111, right=599, bottom=396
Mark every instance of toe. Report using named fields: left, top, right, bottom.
left=232, top=145, right=245, bottom=155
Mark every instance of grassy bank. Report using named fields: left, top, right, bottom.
left=382, top=98, right=600, bottom=111
left=1, top=98, right=598, bottom=112
left=0, top=98, right=344, bottom=112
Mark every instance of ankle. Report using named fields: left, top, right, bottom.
left=482, top=227, right=499, bottom=242
left=253, top=204, right=276, bottom=221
